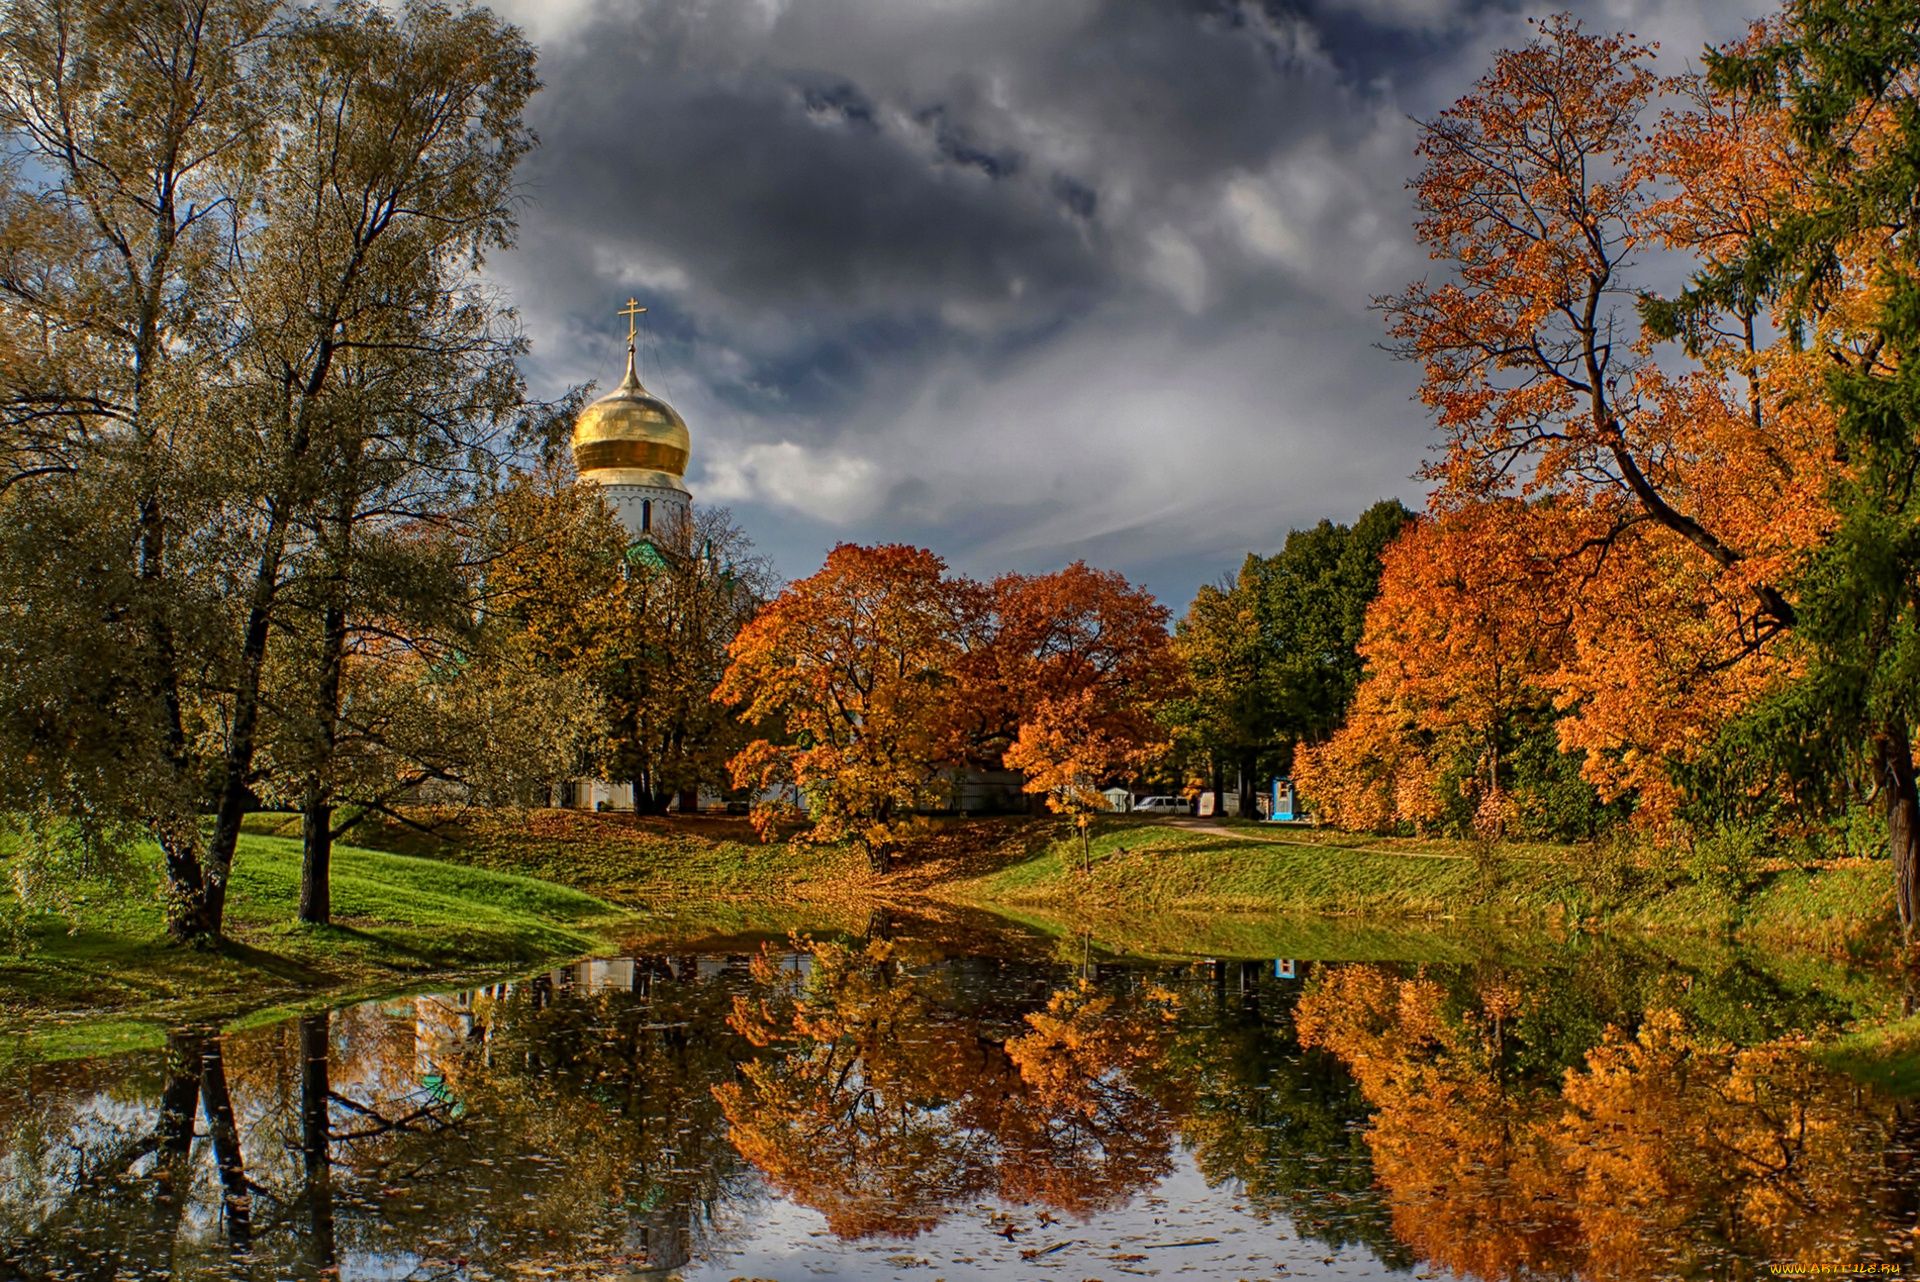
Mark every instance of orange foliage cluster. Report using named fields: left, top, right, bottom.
left=1299, top=18, right=1858, bottom=830
left=716, top=545, right=1178, bottom=861
left=1295, top=504, right=1576, bottom=833
left=1297, top=965, right=1912, bottom=1277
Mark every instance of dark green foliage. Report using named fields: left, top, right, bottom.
left=1506, top=724, right=1633, bottom=842
left=1253, top=499, right=1416, bottom=746
left=1166, top=499, right=1412, bottom=808
left=1687, top=2, right=1920, bottom=934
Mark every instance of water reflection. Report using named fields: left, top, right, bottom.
left=0, top=932, right=1914, bottom=1280
left=1297, top=964, right=1920, bottom=1278
left=2, top=957, right=755, bottom=1279
left=716, top=939, right=1184, bottom=1236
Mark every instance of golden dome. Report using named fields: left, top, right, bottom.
left=570, top=345, right=690, bottom=490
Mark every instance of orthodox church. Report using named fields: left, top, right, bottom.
left=557, top=304, right=698, bottom=812
left=571, top=301, right=692, bottom=547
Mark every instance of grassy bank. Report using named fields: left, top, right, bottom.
left=9, top=808, right=1906, bottom=1077
left=0, top=833, right=628, bottom=1063
left=289, top=808, right=868, bottom=902
left=299, top=807, right=951, bottom=941
left=927, top=817, right=1894, bottom=956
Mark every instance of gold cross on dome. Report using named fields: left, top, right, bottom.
left=619, top=298, right=646, bottom=344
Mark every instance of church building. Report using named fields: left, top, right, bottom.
left=558, top=304, right=699, bottom=812
left=571, top=300, right=692, bottom=547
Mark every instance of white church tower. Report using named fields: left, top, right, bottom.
left=569, top=299, right=692, bottom=544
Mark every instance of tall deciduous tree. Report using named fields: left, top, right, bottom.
left=602, top=505, right=774, bottom=814
left=1166, top=501, right=1409, bottom=817
left=1296, top=503, right=1593, bottom=835
left=1360, top=17, right=1871, bottom=845
left=485, top=472, right=772, bottom=818
left=0, top=0, right=277, bottom=934
left=0, top=0, right=541, bottom=940
left=1165, top=570, right=1264, bottom=816
left=1387, top=19, right=1818, bottom=697
left=993, top=562, right=1181, bottom=842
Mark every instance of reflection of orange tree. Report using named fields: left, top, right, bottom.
left=716, top=938, right=1179, bottom=1237
left=992, top=978, right=1177, bottom=1213
left=1560, top=1010, right=1912, bottom=1277
left=1297, top=964, right=1917, bottom=1280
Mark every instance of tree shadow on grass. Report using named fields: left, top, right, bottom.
left=214, top=935, right=336, bottom=984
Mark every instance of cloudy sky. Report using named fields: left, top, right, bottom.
left=483, top=0, right=1769, bottom=607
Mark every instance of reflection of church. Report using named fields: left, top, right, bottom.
left=558, top=304, right=702, bottom=813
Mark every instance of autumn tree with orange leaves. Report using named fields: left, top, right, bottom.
left=995, top=564, right=1182, bottom=866
left=1297, top=504, right=1575, bottom=835
left=1297, top=502, right=1646, bottom=838
left=1390, top=17, right=1816, bottom=646
left=716, top=544, right=981, bottom=872
left=1301, top=17, right=1902, bottom=854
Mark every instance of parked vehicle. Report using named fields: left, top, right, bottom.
left=1132, top=795, right=1191, bottom=815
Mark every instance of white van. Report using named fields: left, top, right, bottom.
left=1132, top=795, right=1192, bottom=815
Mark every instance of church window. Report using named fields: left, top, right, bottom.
left=642, top=499, right=652, bottom=532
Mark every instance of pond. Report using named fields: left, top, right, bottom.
left=1, top=914, right=1915, bottom=1281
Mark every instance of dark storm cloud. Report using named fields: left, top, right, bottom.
left=527, top=63, right=1100, bottom=322
left=488, top=0, right=1776, bottom=605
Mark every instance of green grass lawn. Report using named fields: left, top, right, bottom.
left=0, top=832, right=628, bottom=1065
left=247, top=807, right=893, bottom=948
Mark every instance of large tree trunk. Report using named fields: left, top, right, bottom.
left=160, top=827, right=216, bottom=943
left=300, top=798, right=333, bottom=926
left=144, top=503, right=215, bottom=943
left=633, top=775, right=666, bottom=814
left=1876, top=722, right=1920, bottom=943
left=203, top=528, right=292, bottom=940
left=1211, top=758, right=1225, bottom=819
left=1237, top=755, right=1258, bottom=819
left=300, top=506, right=351, bottom=927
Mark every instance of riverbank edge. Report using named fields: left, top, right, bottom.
left=2, top=810, right=1910, bottom=1076
left=324, top=808, right=1900, bottom=958
left=0, top=834, right=633, bottom=1065
left=365, top=808, right=1918, bottom=1089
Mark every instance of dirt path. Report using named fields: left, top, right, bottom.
left=1163, top=818, right=1470, bottom=861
